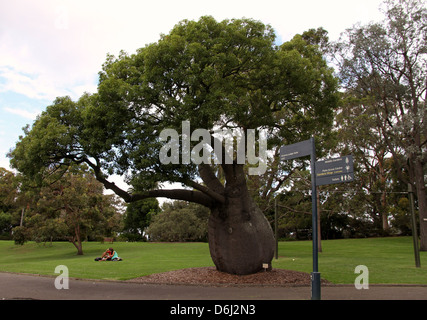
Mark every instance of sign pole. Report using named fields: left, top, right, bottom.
left=310, top=137, right=321, bottom=300
left=275, top=197, right=278, bottom=260
left=280, top=137, right=328, bottom=300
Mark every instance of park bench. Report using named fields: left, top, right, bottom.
left=101, top=237, right=114, bottom=244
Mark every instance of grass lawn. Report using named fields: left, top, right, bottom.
left=0, top=241, right=214, bottom=280
left=273, top=237, right=427, bottom=284
left=0, top=237, right=425, bottom=284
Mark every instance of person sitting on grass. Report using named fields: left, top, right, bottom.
left=102, top=248, right=114, bottom=260
left=95, top=248, right=121, bottom=261
left=110, top=248, right=119, bottom=261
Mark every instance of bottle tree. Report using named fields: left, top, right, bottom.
left=9, top=16, right=338, bottom=274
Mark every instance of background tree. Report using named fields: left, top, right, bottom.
left=333, top=0, right=427, bottom=249
left=147, top=201, right=210, bottom=242
left=0, top=168, right=20, bottom=238
left=335, top=95, right=396, bottom=232
left=274, top=170, right=313, bottom=240
left=9, top=17, right=338, bottom=274
left=0, top=168, right=18, bottom=212
left=122, top=198, right=160, bottom=241
left=13, top=165, right=122, bottom=254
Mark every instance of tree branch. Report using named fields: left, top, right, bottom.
left=185, top=179, right=225, bottom=204
left=130, top=189, right=215, bottom=207
left=198, top=164, right=225, bottom=195
left=83, top=157, right=215, bottom=207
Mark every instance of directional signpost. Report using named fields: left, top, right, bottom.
left=315, top=155, right=354, bottom=186
left=280, top=138, right=355, bottom=300
left=279, top=139, right=311, bottom=161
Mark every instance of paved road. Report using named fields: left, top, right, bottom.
left=0, top=272, right=426, bottom=301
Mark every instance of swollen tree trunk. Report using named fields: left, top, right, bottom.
left=208, top=165, right=275, bottom=275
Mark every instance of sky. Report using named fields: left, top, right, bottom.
left=0, top=0, right=386, bottom=189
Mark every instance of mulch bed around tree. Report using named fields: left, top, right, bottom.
left=129, top=267, right=330, bottom=287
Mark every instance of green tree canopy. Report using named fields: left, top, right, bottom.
left=123, top=198, right=160, bottom=241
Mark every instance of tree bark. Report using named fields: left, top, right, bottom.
left=70, top=225, right=83, bottom=255
left=414, top=158, right=427, bottom=251
left=207, top=164, right=275, bottom=275
left=378, top=158, right=389, bottom=231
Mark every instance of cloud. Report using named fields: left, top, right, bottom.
left=0, top=67, right=64, bottom=101
left=3, top=107, right=40, bottom=120
left=0, top=0, right=385, bottom=104
left=0, top=1, right=106, bottom=101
